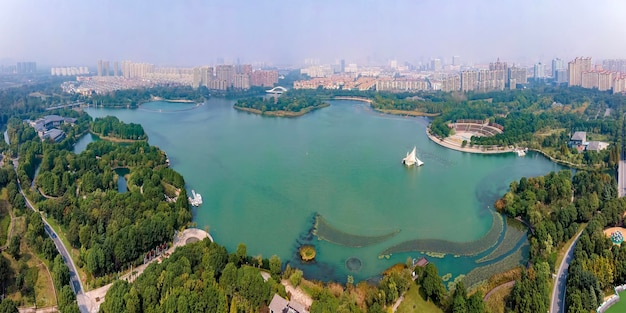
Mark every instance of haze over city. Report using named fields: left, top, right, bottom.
left=2, top=0, right=626, bottom=67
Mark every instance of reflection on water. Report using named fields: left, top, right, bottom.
left=115, top=168, right=129, bottom=193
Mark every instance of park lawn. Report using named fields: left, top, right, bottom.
left=606, top=290, right=626, bottom=313
left=484, top=283, right=515, bottom=313
left=586, top=132, right=611, bottom=142
left=33, top=262, right=56, bottom=308
left=0, top=189, right=11, bottom=245
left=396, top=284, right=443, bottom=313
left=3, top=217, right=56, bottom=308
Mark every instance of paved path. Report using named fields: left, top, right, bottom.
left=281, top=281, right=313, bottom=309
left=83, top=228, right=212, bottom=313
left=18, top=306, right=58, bottom=313
left=483, top=280, right=515, bottom=301
left=13, top=157, right=88, bottom=312
left=617, top=160, right=626, bottom=197
left=550, top=230, right=583, bottom=313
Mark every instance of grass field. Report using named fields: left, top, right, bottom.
left=484, top=283, right=515, bottom=313
left=605, top=290, right=626, bottom=313
left=396, top=284, right=443, bottom=313
left=3, top=217, right=57, bottom=308
left=0, top=189, right=11, bottom=245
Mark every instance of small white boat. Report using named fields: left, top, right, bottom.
left=188, top=189, right=203, bottom=206
left=402, top=147, right=424, bottom=166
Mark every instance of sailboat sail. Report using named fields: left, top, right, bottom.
left=402, top=146, right=424, bottom=166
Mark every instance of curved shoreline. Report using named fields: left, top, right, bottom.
left=332, top=96, right=440, bottom=117
left=233, top=103, right=329, bottom=117
left=425, top=127, right=515, bottom=154
left=89, top=130, right=148, bottom=143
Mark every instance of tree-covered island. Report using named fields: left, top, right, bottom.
left=91, top=115, right=148, bottom=141
left=234, top=93, right=329, bottom=117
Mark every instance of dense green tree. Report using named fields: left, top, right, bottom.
left=310, top=289, right=340, bottom=313
left=421, top=263, right=445, bottom=305
left=0, top=299, right=18, bottom=313
left=269, top=255, right=281, bottom=280
left=8, top=234, right=21, bottom=259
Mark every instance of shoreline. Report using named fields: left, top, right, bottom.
left=332, top=96, right=440, bottom=117
left=233, top=103, right=330, bottom=117
left=424, top=126, right=598, bottom=170
left=89, top=130, right=148, bottom=143
left=425, top=127, right=515, bottom=154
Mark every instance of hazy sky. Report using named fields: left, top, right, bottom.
left=1, top=0, right=626, bottom=67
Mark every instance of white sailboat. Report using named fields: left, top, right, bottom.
left=188, top=189, right=203, bottom=207
left=402, top=147, right=424, bottom=167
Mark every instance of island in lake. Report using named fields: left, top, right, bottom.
left=234, top=94, right=329, bottom=117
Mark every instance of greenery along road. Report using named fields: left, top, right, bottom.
left=550, top=229, right=583, bottom=313
left=12, top=157, right=86, bottom=311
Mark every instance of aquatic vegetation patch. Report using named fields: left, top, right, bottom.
left=426, top=252, right=446, bottom=258
left=442, top=273, right=452, bottom=282
left=299, top=245, right=317, bottom=262
left=448, top=274, right=466, bottom=291
left=345, top=257, right=363, bottom=272
left=314, top=214, right=401, bottom=247
left=477, top=218, right=527, bottom=263
left=380, top=211, right=504, bottom=256
left=463, top=243, right=526, bottom=288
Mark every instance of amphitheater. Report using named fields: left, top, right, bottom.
left=427, top=119, right=513, bottom=154
left=450, top=119, right=504, bottom=142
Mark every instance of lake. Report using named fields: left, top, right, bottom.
left=84, top=99, right=564, bottom=283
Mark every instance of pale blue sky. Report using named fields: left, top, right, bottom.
left=1, top=0, right=625, bottom=67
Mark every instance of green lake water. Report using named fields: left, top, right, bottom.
left=83, top=99, right=564, bottom=282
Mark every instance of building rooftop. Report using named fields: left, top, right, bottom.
left=587, top=141, right=609, bottom=152
left=571, top=131, right=587, bottom=142
left=269, top=294, right=308, bottom=313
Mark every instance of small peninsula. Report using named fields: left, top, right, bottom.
left=90, top=115, right=148, bottom=141
left=234, top=94, right=329, bottom=117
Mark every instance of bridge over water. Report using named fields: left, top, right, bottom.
left=266, top=86, right=287, bottom=94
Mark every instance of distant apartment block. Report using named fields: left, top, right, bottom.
left=602, top=59, right=626, bottom=73
left=534, top=63, right=546, bottom=78
left=552, top=58, right=566, bottom=78
left=568, top=57, right=593, bottom=87
left=461, top=70, right=478, bottom=92
left=509, top=67, right=528, bottom=86
left=17, top=62, right=37, bottom=74
left=51, top=67, right=89, bottom=76
left=249, top=70, right=279, bottom=87
left=376, top=77, right=429, bottom=92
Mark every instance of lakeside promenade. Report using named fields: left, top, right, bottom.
left=425, top=128, right=516, bottom=154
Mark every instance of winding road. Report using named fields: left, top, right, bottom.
left=550, top=230, right=583, bottom=313
left=12, top=158, right=89, bottom=312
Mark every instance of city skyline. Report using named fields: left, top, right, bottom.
left=1, top=0, right=626, bottom=67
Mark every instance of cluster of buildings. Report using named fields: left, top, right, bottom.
left=292, top=56, right=626, bottom=94
left=295, top=58, right=527, bottom=93
left=0, top=61, right=37, bottom=75
left=90, top=60, right=279, bottom=91
left=60, top=76, right=161, bottom=95
left=26, top=115, right=76, bottom=142
left=569, top=131, right=609, bottom=152
left=51, top=66, right=89, bottom=76
left=60, top=60, right=279, bottom=95
left=567, top=57, right=626, bottom=93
